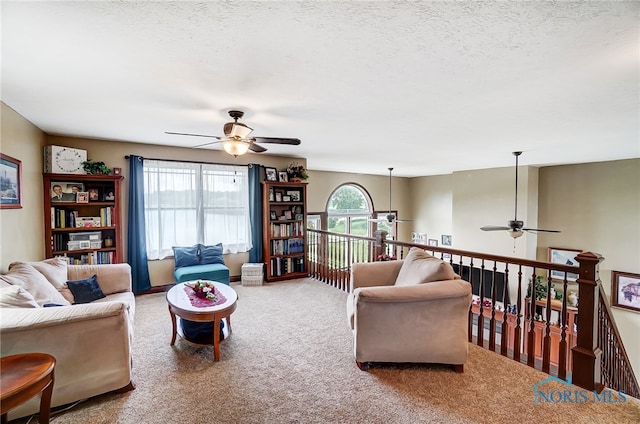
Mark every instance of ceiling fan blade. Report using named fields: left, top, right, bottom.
left=253, top=137, right=301, bottom=145
left=395, top=218, right=413, bottom=223
left=249, top=142, right=267, bottom=153
left=522, top=228, right=562, bottom=233
left=481, top=225, right=511, bottom=231
left=165, top=131, right=222, bottom=139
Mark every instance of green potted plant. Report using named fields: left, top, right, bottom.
left=286, top=162, right=308, bottom=182
left=526, top=275, right=547, bottom=301
left=82, top=160, right=111, bottom=175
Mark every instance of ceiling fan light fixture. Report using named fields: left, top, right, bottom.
left=221, top=138, right=251, bottom=156
left=509, top=229, right=524, bottom=239
left=224, top=122, right=253, bottom=139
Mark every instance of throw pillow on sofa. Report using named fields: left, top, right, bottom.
left=67, top=274, right=106, bottom=304
left=395, top=247, right=458, bottom=286
left=10, top=258, right=73, bottom=303
left=199, top=243, right=225, bottom=265
left=173, top=245, right=200, bottom=268
left=0, top=263, right=71, bottom=306
left=0, top=285, right=40, bottom=308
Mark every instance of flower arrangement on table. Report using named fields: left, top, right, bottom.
left=286, top=162, right=309, bottom=181
left=376, top=253, right=397, bottom=261
left=189, top=280, right=218, bottom=301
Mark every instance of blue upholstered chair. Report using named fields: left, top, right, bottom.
left=172, top=243, right=230, bottom=285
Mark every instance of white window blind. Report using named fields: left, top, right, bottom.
left=143, top=160, right=251, bottom=259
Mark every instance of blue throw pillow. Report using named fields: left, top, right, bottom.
left=67, top=275, right=106, bottom=304
left=199, top=243, right=225, bottom=265
left=173, top=245, right=200, bottom=268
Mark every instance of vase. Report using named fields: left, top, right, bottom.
left=568, top=291, right=578, bottom=307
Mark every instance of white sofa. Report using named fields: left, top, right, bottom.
left=0, top=259, right=135, bottom=420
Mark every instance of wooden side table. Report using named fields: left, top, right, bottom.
left=1, top=353, right=56, bottom=424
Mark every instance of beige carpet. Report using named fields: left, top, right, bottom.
left=14, top=278, right=640, bottom=424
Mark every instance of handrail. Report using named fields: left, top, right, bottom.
left=306, top=228, right=638, bottom=398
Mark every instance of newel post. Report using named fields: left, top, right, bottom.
left=373, top=230, right=388, bottom=260
left=572, top=251, right=604, bottom=392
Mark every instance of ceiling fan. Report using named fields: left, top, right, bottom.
left=480, top=151, right=561, bottom=238
left=165, top=110, right=301, bottom=156
left=369, top=167, right=412, bottom=224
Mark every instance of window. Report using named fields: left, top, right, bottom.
left=143, top=160, right=251, bottom=260
left=326, top=184, right=372, bottom=236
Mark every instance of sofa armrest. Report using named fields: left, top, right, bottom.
left=0, top=302, right=131, bottom=332
left=350, top=261, right=404, bottom=292
left=67, top=263, right=132, bottom=295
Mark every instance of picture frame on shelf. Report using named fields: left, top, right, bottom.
left=284, top=210, right=292, bottom=220
left=103, top=190, right=115, bottom=201
left=88, top=188, right=100, bottom=202
left=291, top=205, right=302, bottom=215
left=269, top=187, right=274, bottom=202
left=611, top=271, right=640, bottom=313
left=549, top=247, right=581, bottom=281
left=275, top=192, right=282, bottom=202
left=265, top=167, right=278, bottom=181
left=278, top=171, right=288, bottom=182
left=295, top=213, right=304, bottom=221
left=282, top=195, right=291, bottom=202
left=76, top=192, right=89, bottom=203
left=51, top=182, right=83, bottom=202
left=287, top=190, right=301, bottom=201
left=112, top=167, right=122, bottom=175
left=0, top=153, right=22, bottom=209
left=270, top=211, right=277, bottom=220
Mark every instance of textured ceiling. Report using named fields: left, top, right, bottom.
left=2, top=1, right=638, bottom=177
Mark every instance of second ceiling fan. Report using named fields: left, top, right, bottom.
left=369, top=167, right=412, bottom=224
left=480, top=151, right=560, bottom=238
left=166, top=110, right=301, bottom=156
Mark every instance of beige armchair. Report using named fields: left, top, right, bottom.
left=346, top=248, right=472, bottom=371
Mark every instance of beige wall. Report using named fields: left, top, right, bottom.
left=0, top=103, right=46, bottom=271
left=306, top=170, right=412, bottom=242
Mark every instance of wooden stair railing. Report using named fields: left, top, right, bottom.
left=306, top=229, right=639, bottom=398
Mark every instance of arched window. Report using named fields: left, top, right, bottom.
left=326, top=184, right=373, bottom=236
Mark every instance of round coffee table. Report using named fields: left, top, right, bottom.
left=166, top=281, right=238, bottom=361
left=1, top=353, right=56, bottom=424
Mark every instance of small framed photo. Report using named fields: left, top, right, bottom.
left=265, top=167, right=278, bottom=181
left=428, top=239, right=438, bottom=247
left=269, top=187, right=275, bottom=201
left=284, top=210, right=292, bottom=220
left=51, top=182, right=83, bottom=202
left=441, top=234, right=452, bottom=246
left=275, top=192, right=282, bottom=202
left=0, top=153, right=22, bottom=208
left=549, top=247, right=581, bottom=281
left=113, top=167, right=122, bottom=175
left=76, top=192, right=89, bottom=203
left=270, top=211, right=277, bottom=220
left=103, top=190, right=115, bottom=201
left=282, top=195, right=291, bottom=202
left=287, top=190, right=300, bottom=201
left=295, top=213, right=304, bottom=221
left=611, top=270, right=640, bottom=313
left=88, top=188, right=100, bottom=201
left=278, top=171, right=288, bottom=182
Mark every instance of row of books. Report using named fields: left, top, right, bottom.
left=54, top=251, right=116, bottom=265
left=270, top=238, right=304, bottom=255
left=51, top=207, right=115, bottom=228
left=269, top=222, right=304, bottom=237
left=270, top=256, right=305, bottom=277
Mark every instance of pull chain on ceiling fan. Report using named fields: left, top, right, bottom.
left=480, top=151, right=561, bottom=238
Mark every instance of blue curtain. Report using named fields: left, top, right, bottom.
left=127, top=155, right=151, bottom=293
left=248, top=164, right=263, bottom=263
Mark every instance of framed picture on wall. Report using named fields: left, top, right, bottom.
left=611, top=271, right=640, bottom=313
left=0, top=153, right=22, bottom=208
left=548, top=247, right=581, bottom=281
left=265, top=167, right=278, bottom=181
